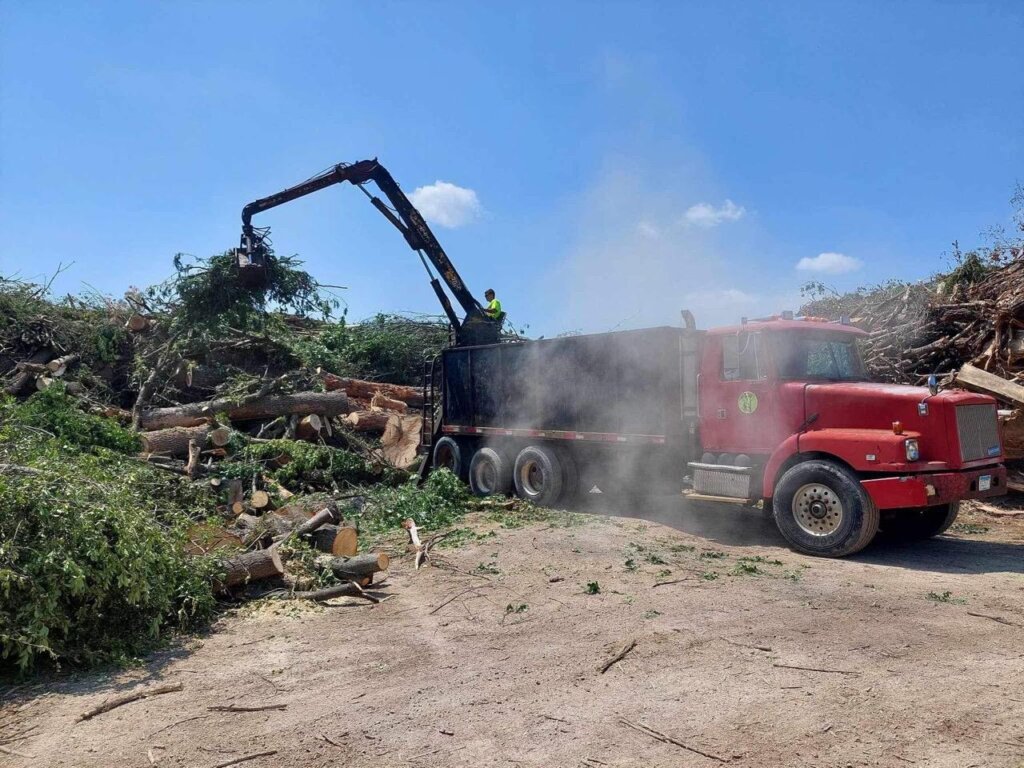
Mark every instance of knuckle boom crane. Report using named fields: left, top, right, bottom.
left=237, top=158, right=500, bottom=346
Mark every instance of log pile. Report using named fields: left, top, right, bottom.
left=211, top=501, right=390, bottom=600
left=801, top=250, right=1024, bottom=384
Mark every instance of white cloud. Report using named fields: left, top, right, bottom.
left=796, top=251, right=863, bottom=274
left=683, top=199, right=746, bottom=228
left=636, top=220, right=660, bottom=239
left=408, top=181, right=482, bottom=228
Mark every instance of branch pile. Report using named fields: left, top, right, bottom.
left=801, top=248, right=1024, bottom=384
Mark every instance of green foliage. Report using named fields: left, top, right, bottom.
left=0, top=398, right=216, bottom=673
left=624, top=558, right=637, bottom=571
left=926, top=590, right=966, bottom=604
left=700, top=550, right=726, bottom=560
left=585, top=581, right=601, bottom=594
left=148, top=251, right=337, bottom=331
left=16, top=385, right=140, bottom=454
left=283, top=314, right=450, bottom=385
left=701, top=571, right=719, bottom=581
left=643, top=609, right=661, bottom=619
left=237, top=439, right=382, bottom=491
left=359, top=469, right=470, bottom=535
left=475, top=562, right=500, bottom=575
left=504, top=603, right=528, bottom=614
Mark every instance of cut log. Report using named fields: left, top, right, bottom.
left=293, top=506, right=340, bottom=537
left=345, top=410, right=391, bottom=434
left=35, top=375, right=53, bottom=391
left=332, top=526, right=359, bottom=557
left=381, top=414, right=423, bottom=470
left=215, top=547, right=284, bottom=591
left=955, top=364, right=1024, bottom=407
left=139, top=425, right=211, bottom=457
left=234, top=513, right=262, bottom=531
left=319, top=372, right=424, bottom=407
left=226, top=479, right=244, bottom=512
left=210, top=426, right=232, bottom=447
left=327, top=552, right=389, bottom=580
left=370, top=392, right=407, bottom=413
left=46, top=354, right=79, bottom=377
left=139, top=390, right=353, bottom=430
left=295, top=414, right=326, bottom=442
left=250, top=490, right=271, bottom=510
left=126, top=314, right=150, bottom=332
left=185, top=439, right=202, bottom=479
left=4, top=350, right=53, bottom=395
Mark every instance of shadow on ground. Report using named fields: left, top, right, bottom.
left=574, top=492, right=1024, bottom=576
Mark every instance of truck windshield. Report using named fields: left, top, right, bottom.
left=772, top=333, right=867, bottom=381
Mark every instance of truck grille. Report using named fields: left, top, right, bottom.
left=956, top=403, right=1001, bottom=462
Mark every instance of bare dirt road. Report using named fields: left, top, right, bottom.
left=4, top=499, right=1024, bottom=768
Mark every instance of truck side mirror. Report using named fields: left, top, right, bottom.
left=927, top=374, right=939, bottom=396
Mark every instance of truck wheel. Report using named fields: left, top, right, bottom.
left=773, top=460, right=880, bottom=557
left=881, top=503, right=960, bottom=540
left=513, top=445, right=565, bottom=507
left=554, top=446, right=579, bottom=503
left=432, top=436, right=470, bottom=482
left=469, top=447, right=514, bottom=497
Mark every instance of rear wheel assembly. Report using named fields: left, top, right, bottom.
left=513, top=445, right=566, bottom=507
left=772, top=459, right=879, bottom=557
left=468, top=446, right=514, bottom=497
left=432, top=436, right=471, bottom=482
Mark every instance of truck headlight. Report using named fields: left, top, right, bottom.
left=905, top=439, right=920, bottom=461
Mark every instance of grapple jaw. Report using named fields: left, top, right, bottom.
left=236, top=230, right=270, bottom=288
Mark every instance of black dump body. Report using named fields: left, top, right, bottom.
left=440, top=326, right=701, bottom=446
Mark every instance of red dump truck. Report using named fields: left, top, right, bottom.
left=425, top=313, right=1006, bottom=557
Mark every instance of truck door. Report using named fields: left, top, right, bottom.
left=700, top=330, right=778, bottom=456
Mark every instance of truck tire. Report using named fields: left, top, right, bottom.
left=513, top=445, right=565, bottom=507
left=772, top=460, right=880, bottom=557
left=432, top=436, right=470, bottom=482
left=881, top=502, right=960, bottom=540
left=469, top=446, right=514, bottom=497
left=554, top=445, right=580, bottom=503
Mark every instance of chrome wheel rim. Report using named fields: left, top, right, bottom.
left=793, top=483, right=843, bottom=536
left=520, top=460, right=544, bottom=496
left=475, top=460, right=497, bottom=493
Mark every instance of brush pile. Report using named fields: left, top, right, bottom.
left=800, top=248, right=1024, bottom=384
left=0, top=251, right=465, bottom=671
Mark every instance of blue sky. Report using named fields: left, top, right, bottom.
left=1, top=1, right=1021, bottom=334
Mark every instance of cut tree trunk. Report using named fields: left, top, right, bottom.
left=309, top=525, right=358, bottom=556
left=370, top=392, right=407, bottom=413
left=250, top=490, right=271, bottom=510
left=320, top=372, right=424, bottom=407
left=140, top=425, right=211, bottom=456
left=139, top=390, right=352, bottom=430
left=295, top=414, right=327, bottom=442
left=4, top=350, right=53, bottom=395
left=215, top=547, right=284, bottom=591
left=381, top=414, right=423, bottom=469
left=46, top=354, right=79, bottom=377
left=327, top=552, right=389, bottom=580
left=345, top=410, right=391, bottom=434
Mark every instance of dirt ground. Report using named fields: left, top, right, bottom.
left=4, top=497, right=1024, bottom=768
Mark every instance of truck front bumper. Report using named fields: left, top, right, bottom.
left=861, top=465, right=1006, bottom=510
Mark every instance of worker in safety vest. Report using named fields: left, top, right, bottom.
left=483, top=289, right=502, bottom=320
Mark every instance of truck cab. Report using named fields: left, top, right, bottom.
left=695, top=318, right=1005, bottom=555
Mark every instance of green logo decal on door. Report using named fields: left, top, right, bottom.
left=738, top=391, right=758, bottom=414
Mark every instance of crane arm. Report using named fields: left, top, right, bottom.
left=238, top=159, right=491, bottom=340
